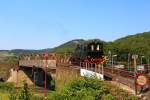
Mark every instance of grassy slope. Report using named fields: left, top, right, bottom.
left=0, top=92, right=9, bottom=100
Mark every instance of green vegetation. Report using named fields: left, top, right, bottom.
left=104, top=32, right=150, bottom=62
left=0, top=77, right=138, bottom=100
left=0, top=51, right=14, bottom=57
left=0, top=56, right=18, bottom=80
left=48, top=77, right=137, bottom=100
left=53, top=39, right=85, bottom=54
left=106, top=82, right=138, bottom=100
left=0, top=82, right=15, bottom=92
left=9, top=82, right=44, bottom=100
left=0, top=82, right=15, bottom=100
left=0, top=92, right=9, bottom=100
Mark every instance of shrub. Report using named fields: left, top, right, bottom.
left=106, top=82, right=138, bottom=100
left=17, top=82, right=31, bottom=100
left=50, top=79, right=55, bottom=91
left=9, top=92, right=17, bottom=100
left=0, top=82, right=15, bottom=92
left=9, top=82, right=31, bottom=100
left=102, top=94, right=115, bottom=100
left=48, top=77, right=114, bottom=100
left=30, top=95, right=44, bottom=100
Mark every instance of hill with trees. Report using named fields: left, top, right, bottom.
left=104, top=31, right=150, bottom=62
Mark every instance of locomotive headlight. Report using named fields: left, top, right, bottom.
left=97, top=45, right=100, bottom=51
left=91, top=45, right=94, bottom=51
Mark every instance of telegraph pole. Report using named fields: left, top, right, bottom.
left=102, top=63, right=104, bottom=80
left=141, top=56, right=145, bottom=65
left=128, top=53, right=130, bottom=71
left=112, top=55, right=117, bottom=73
left=148, top=58, right=150, bottom=73
left=44, top=52, right=48, bottom=99
left=16, top=61, right=19, bottom=89
left=132, top=55, right=138, bottom=95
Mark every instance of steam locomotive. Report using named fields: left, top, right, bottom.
left=70, top=40, right=104, bottom=65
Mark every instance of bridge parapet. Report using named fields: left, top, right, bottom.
left=19, top=60, right=56, bottom=68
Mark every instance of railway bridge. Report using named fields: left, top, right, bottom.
left=7, top=53, right=71, bottom=89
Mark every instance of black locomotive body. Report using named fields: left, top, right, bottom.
left=71, top=40, right=104, bottom=65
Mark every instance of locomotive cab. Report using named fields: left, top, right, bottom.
left=87, top=41, right=103, bottom=59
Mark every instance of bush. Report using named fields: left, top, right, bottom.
left=48, top=77, right=138, bottom=100
left=50, top=79, right=55, bottom=91
left=106, top=82, right=138, bottom=100
left=9, top=82, right=45, bottom=100
left=30, top=95, right=44, bottom=100
left=9, top=82, right=31, bottom=100
left=48, top=77, right=114, bottom=100
left=17, top=82, right=31, bottom=100
left=9, top=92, right=17, bottom=100
left=102, top=94, right=115, bottom=100
left=0, top=82, right=15, bottom=92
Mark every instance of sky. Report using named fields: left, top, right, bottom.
left=0, top=0, right=150, bottom=50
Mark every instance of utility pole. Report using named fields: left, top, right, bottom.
left=148, top=58, right=150, bottom=73
left=85, top=59, right=88, bottom=69
left=112, top=56, right=113, bottom=73
left=108, top=50, right=111, bottom=66
left=128, top=53, right=130, bottom=71
left=112, top=55, right=117, bottom=73
left=141, top=56, right=145, bottom=65
left=44, top=52, right=48, bottom=99
left=132, top=55, right=138, bottom=95
left=102, top=63, right=104, bottom=80
left=16, top=61, right=19, bottom=89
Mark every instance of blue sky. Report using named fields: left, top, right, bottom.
left=0, top=0, right=150, bottom=50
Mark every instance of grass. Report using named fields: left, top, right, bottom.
left=0, top=92, right=9, bottom=100
left=0, top=90, right=46, bottom=100
left=0, top=52, right=14, bottom=57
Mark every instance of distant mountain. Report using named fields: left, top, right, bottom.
left=0, top=39, right=85, bottom=57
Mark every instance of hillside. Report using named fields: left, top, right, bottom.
left=106, top=32, right=150, bottom=61
left=0, top=39, right=85, bottom=57
left=52, top=39, right=85, bottom=54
